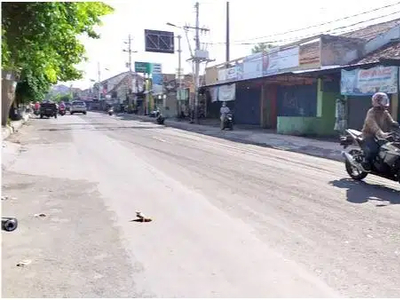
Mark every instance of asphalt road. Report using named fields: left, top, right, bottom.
left=2, top=112, right=400, bottom=298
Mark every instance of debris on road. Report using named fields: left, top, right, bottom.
left=2, top=196, right=18, bottom=201
left=132, top=211, right=152, bottom=222
left=34, top=213, right=47, bottom=218
left=16, top=259, right=32, bottom=267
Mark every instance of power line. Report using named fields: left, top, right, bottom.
left=211, top=1, right=400, bottom=45
left=207, top=12, right=400, bottom=46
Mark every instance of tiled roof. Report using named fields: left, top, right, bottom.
left=298, top=19, right=400, bottom=66
left=352, top=40, right=400, bottom=64
left=341, top=18, right=400, bottom=41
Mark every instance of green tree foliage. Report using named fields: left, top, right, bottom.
left=251, top=42, right=274, bottom=54
left=2, top=2, right=113, bottom=103
left=53, top=94, right=72, bottom=103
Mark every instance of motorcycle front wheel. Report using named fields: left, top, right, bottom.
left=345, top=149, right=368, bottom=180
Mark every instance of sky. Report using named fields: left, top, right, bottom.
left=64, top=0, right=400, bottom=89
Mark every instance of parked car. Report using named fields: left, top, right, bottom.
left=65, top=102, right=72, bottom=111
left=70, top=101, right=87, bottom=115
left=40, top=101, right=57, bottom=119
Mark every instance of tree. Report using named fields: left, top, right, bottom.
left=251, top=42, right=275, bottom=54
left=1, top=2, right=113, bottom=123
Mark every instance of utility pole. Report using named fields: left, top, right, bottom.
left=226, top=1, right=230, bottom=64
left=97, top=62, right=101, bottom=101
left=177, top=2, right=211, bottom=123
left=123, top=34, right=137, bottom=106
left=193, top=2, right=200, bottom=123
left=123, top=34, right=134, bottom=72
left=177, top=34, right=182, bottom=97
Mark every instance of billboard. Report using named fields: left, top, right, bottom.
left=145, top=29, right=174, bottom=54
left=134, top=62, right=162, bottom=74
left=243, top=52, right=263, bottom=80
left=263, top=46, right=299, bottom=76
left=341, top=66, right=398, bottom=96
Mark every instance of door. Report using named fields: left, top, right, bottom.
left=235, top=86, right=261, bottom=125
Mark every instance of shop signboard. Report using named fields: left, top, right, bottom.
left=341, top=66, right=398, bottom=96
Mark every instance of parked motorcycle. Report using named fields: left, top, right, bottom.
left=156, top=113, right=165, bottom=125
left=58, top=107, right=66, bottom=116
left=222, top=113, right=234, bottom=130
left=340, top=127, right=400, bottom=183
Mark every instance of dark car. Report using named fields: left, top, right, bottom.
left=40, top=101, right=57, bottom=119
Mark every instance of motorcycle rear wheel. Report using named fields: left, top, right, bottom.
left=345, top=149, right=368, bottom=181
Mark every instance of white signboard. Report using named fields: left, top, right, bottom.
left=243, top=52, right=263, bottom=80
left=278, top=46, right=299, bottom=70
left=218, top=84, right=236, bottom=101
left=218, top=68, right=227, bottom=81
left=263, top=46, right=299, bottom=75
left=226, top=66, right=237, bottom=80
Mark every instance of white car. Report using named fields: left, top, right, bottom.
left=70, top=101, right=87, bottom=115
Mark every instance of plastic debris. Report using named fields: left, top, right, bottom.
left=133, top=211, right=152, bottom=222
left=34, top=213, right=47, bottom=218
left=16, top=259, right=32, bottom=267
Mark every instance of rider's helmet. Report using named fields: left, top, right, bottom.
left=372, top=92, right=390, bottom=109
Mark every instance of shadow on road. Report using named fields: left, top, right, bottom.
left=329, top=178, right=400, bottom=206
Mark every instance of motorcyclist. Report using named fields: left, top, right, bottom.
left=34, top=101, right=40, bottom=111
left=220, top=102, right=231, bottom=130
left=361, top=92, right=399, bottom=171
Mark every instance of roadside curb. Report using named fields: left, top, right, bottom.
left=2, top=114, right=31, bottom=141
left=115, top=113, right=344, bottom=162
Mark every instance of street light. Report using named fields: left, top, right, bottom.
left=166, top=22, right=178, bottom=28
left=96, top=64, right=110, bottom=101
left=166, top=22, right=184, bottom=103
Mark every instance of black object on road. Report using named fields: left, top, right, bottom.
left=40, top=102, right=57, bottom=119
left=2, top=217, right=18, bottom=232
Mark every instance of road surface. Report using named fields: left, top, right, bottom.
left=2, top=112, right=400, bottom=297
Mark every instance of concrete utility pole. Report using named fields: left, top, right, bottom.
left=97, top=62, right=101, bottom=101
left=193, top=2, right=200, bottom=123
left=123, top=34, right=135, bottom=72
left=123, top=34, right=138, bottom=105
left=189, top=2, right=211, bottom=123
left=167, top=4, right=212, bottom=123
left=226, top=1, right=230, bottom=64
left=177, top=34, right=182, bottom=97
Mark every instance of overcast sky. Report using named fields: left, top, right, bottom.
left=64, top=0, right=400, bottom=89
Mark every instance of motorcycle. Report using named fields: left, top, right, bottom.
left=222, top=113, right=234, bottom=130
left=156, top=113, right=165, bottom=125
left=340, top=127, right=400, bottom=183
left=58, top=107, right=66, bottom=116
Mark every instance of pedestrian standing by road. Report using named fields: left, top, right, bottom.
left=220, top=102, right=230, bottom=130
